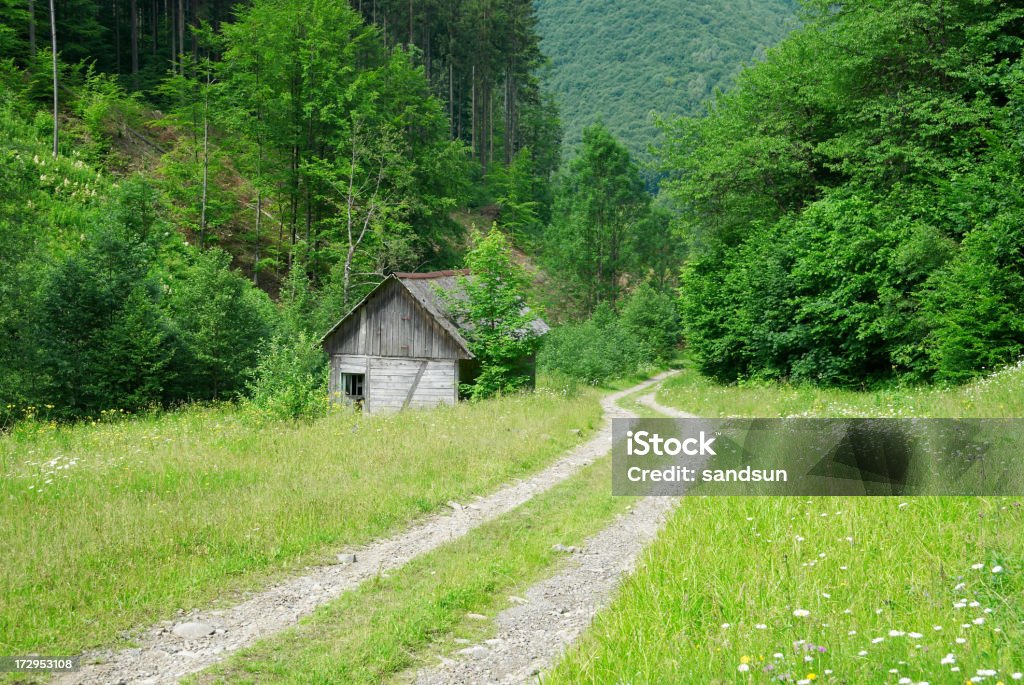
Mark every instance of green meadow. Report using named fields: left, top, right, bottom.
left=0, top=385, right=601, bottom=658
left=657, top=362, right=1024, bottom=420
left=543, top=365, right=1024, bottom=684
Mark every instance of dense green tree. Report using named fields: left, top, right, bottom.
left=543, top=123, right=652, bottom=313
left=444, top=229, right=541, bottom=398
left=220, top=0, right=469, bottom=292
left=489, top=146, right=542, bottom=242
left=163, top=248, right=275, bottom=401
left=537, top=302, right=645, bottom=385
left=620, top=282, right=680, bottom=362
left=33, top=196, right=169, bottom=416
left=666, top=0, right=1024, bottom=385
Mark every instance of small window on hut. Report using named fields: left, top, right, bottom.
left=342, top=373, right=365, bottom=401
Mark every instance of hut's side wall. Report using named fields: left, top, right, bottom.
left=366, top=357, right=458, bottom=413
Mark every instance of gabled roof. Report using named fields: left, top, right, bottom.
left=320, top=270, right=548, bottom=353
left=398, top=270, right=550, bottom=338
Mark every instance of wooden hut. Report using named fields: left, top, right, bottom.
left=320, top=270, right=547, bottom=413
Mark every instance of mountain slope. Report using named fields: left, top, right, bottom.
left=535, top=0, right=798, bottom=162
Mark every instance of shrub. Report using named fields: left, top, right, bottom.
left=244, top=332, right=328, bottom=421
left=163, top=249, right=275, bottom=402
left=620, top=282, right=680, bottom=362
left=539, top=304, right=647, bottom=384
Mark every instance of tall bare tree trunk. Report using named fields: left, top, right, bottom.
left=49, top=0, right=57, bottom=158
left=253, top=182, right=262, bottom=286
left=424, top=9, right=430, bottom=77
left=168, top=0, right=174, bottom=70
left=28, top=0, right=36, bottom=55
left=471, top=64, right=476, bottom=160
left=199, top=77, right=209, bottom=249
left=130, top=0, right=139, bottom=88
left=177, top=0, right=184, bottom=74
left=114, top=0, right=122, bottom=73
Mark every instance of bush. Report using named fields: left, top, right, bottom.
left=244, top=332, right=328, bottom=421
left=163, top=249, right=276, bottom=402
left=539, top=304, right=647, bottom=384
left=445, top=229, right=542, bottom=399
left=664, top=2, right=1024, bottom=386
left=620, top=282, right=680, bottom=362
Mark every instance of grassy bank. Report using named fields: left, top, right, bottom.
left=656, top=361, right=1024, bottom=418
left=545, top=496, right=1023, bottom=684
left=0, top=386, right=602, bottom=656
left=192, top=453, right=632, bottom=685
left=543, top=364, right=1024, bottom=683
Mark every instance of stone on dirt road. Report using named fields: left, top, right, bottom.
left=336, top=553, right=357, bottom=564
left=457, top=645, right=489, bottom=659
left=171, top=622, right=215, bottom=640
left=551, top=543, right=580, bottom=554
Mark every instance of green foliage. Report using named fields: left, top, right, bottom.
left=164, top=249, right=275, bottom=402
left=539, top=282, right=678, bottom=385
left=243, top=332, right=328, bottom=421
left=0, top=0, right=555, bottom=421
left=535, top=0, right=797, bottom=163
left=924, top=213, right=1024, bottom=383
left=0, top=0, right=27, bottom=59
left=219, top=0, right=470, bottom=289
left=538, top=303, right=645, bottom=385
left=31, top=180, right=175, bottom=417
left=0, top=99, right=278, bottom=419
left=619, top=282, right=680, bottom=363
left=489, top=147, right=544, bottom=244
left=72, top=69, right=144, bottom=162
left=543, top=124, right=676, bottom=315
left=667, top=0, right=1024, bottom=385
left=445, top=229, right=541, bottom=399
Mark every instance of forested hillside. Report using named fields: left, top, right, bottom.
left=666, top=0, right=1024, bottom=386
left=0, top=0, right=587, bottom=419
left=534, top=0, right=797, bottom=162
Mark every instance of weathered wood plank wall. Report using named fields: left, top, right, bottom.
left=367, top=358, right=458, bottom=412
left=324, top=279, right=465, bottom=360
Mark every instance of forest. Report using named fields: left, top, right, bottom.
left=666, top=0, right=1024, bottom=386
left=0, top=0, right=685, bottom=422
left=534, top=0, right=798, bottom=167
left=2, top=0, right=1023, bottom=423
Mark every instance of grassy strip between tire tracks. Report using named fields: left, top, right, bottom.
left=190, top=453, right=632, bottom=684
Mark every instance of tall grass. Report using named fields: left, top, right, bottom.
left=0, top=387, right=601, bottom=656
left=657, top=360, right=1024, bottom=418
left=542, top=362, right=1024, bottom=682
left=544, top=496, right=1024, bottom=683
